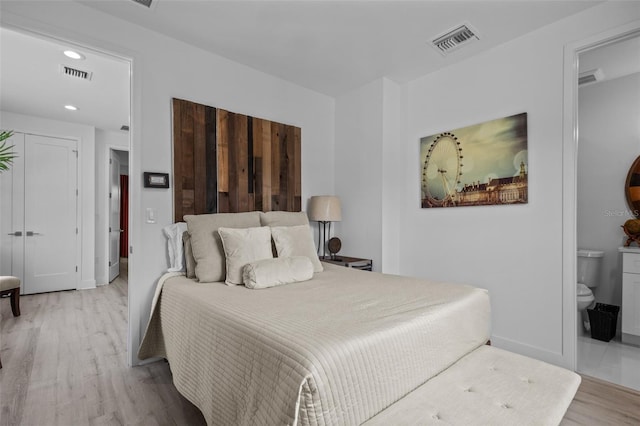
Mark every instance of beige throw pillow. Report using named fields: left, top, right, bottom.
left=182, top=232, right=196, bottom=279
left=243, top=256, right=314, bottom=289
left=184, top=212, right=262, bottom=283
left=218, top=226, right=274, bottom=285
left=270, top=225, right=323, bottom=273
left=260, top=211, right=309, bottom=227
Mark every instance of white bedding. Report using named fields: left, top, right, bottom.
left=138, top=263, right=491, bottom=426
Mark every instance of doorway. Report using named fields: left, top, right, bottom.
left=575, top=32, right=640, bottom=391
left=108, top=148, right=129, bottom=284
left=0, top=25, right=133, bottom=358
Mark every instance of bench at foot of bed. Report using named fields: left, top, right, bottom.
left=363, top=345, right=580, bottom=426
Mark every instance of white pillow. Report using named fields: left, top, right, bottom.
left=162, top=222, right=188, bottom=272
left=243, top=256, right=314, bottom=289
left=270, top=225, right=323, bottom=272
left=218, top=226, right=273, bottom=285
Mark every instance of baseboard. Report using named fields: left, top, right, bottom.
left=78, top=279, right=96, bottom=290
left=490, top=335, right=568, bottom=368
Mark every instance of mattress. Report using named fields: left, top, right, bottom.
left=138, top=263, right=491, bottom=426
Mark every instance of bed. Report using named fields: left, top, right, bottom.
left=139, top=211, right=577, bottom=425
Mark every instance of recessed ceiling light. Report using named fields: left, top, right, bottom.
left=63, top=50, right=85, bottom=60
left=64, top=105, right=78, bottom=111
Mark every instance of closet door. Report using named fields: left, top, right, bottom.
left=23, top=134, right=78, bottom=294
left=1, top=132, right=78, bottom=294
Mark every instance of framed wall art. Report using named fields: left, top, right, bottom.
left=420, top=112, right=528, bottom=208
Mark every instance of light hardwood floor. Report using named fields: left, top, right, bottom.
left=2, top=262, right=639, bottom=425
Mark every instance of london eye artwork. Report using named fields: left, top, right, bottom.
left=420, top=113, right=528, bottom=208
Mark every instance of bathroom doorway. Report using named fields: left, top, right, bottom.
left=575, top=32, right=640, bottom=391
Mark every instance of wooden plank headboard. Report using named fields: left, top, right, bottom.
left=172, top=98, right=301, bottom=223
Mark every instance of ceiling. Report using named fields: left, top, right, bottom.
left=0, top=1, right=611, bottom=132
left=0, top=27, right=130, bottom=132
left=80, top=0, right=602, bottom=97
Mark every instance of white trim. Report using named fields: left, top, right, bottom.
left=562, top=20, right=640, bottom=371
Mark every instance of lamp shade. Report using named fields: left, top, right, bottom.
left=308, top=196, right=342, bottom=222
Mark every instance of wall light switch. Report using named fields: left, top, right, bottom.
left=146, top=208, right=157, bottom=224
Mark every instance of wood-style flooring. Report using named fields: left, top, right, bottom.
left=1, top=260, right=639, bottom=425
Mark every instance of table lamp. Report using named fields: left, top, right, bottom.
left=308, top=195, right=342, bottom=259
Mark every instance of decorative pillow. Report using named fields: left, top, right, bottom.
left=218, top=226, right=274, bottom=285
left=182, top=232, right=196, bottom=279
left=270, top=225, right=323, bottom=273
left=260, top=211, right=309, bottom=227
left=184, top=212, right=261, bottom=283
left=243, top=256, right=314, bottom=289
left=162, top=222, right=188, bottom=272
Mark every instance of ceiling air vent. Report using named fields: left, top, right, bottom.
left=431, top=23, right=480, bottom=56
left=578, top=68, right=605, bottom=86
left=131, top=0, right=153, bottom=8
left=60, top=65, right=92, bottom=81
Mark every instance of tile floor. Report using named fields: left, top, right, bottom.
left=577, top=334, right=640, bottom=391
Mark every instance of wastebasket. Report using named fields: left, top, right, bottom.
left=587, top=303, right=620, bottom=342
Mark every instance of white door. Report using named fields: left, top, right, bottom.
left=0, top=133, right=78, bottom=294
left=109, top=150, right=121, bottom=282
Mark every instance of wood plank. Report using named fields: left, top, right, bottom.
left=205, top=106, right=217, bottom=214
left=294, top=127, right=302, bottom=200
left=253, top=119, right=265, bottom=212
left=237, top=113, right=249, bottom=212
left=217, top=109, right=229, bottom=195
left=193, top=103, right=207, bottom=214
left=285, top=124, right=296, bottom=211
left=172, top=99, right=184, bottom=223
left=226, top=111, right=239, bottom=213
left=261, top=120, right=272, bottom=211
left=181, top=100, right=195, bottom=216
left=279, top=123, right=289, bottom=211
left=270, top=122, right=280, bottom=199
left=561, top=375, right=640, bottom=425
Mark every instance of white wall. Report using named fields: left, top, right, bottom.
left=577, top=72, right=640, bottom=310
left=1, top=1, right=335, bottom=365
left=396, top=3, right=640, bottom=365
left=334, top=77, right=402, bottom=273
left=335, top=79, right=384, bottom=269
left=95, top=129, right=129, bottom=285
left=0, top=110, right=96, bottom=289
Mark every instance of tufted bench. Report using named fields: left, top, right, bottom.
left=363, top=345, right=580, bottom=426
left=0, top=276, right=21, bottom=369
left=0, top=276, right=20, bottom=317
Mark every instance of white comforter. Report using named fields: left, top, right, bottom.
left=138, top=264, right=491, bottom=426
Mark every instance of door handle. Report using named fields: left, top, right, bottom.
left=26, top=231, right=41, bottom=236
left=8, top=231, right=22, bottom=236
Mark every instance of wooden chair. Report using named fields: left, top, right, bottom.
left=0, top=276, right=21, bottom=369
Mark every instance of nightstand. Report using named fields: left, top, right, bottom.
left=321, top=256, right=372, bottom=271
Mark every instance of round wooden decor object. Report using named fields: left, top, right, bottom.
left=328, top=237, right=342, bottom=255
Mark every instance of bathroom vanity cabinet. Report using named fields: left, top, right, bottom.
left=619, top=247, right=640, bottom=346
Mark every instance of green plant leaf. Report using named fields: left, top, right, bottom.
left=0, top=130, right=16, bottom=172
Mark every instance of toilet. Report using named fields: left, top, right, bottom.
left=577, top=249, right=604, bottom=332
